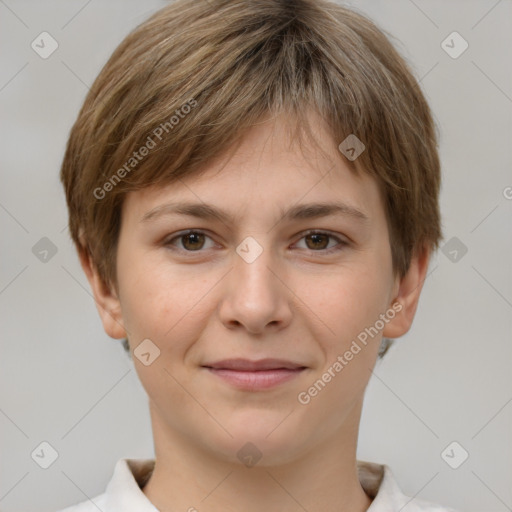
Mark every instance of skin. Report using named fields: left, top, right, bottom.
left=81, top=111, right=430, bottom=512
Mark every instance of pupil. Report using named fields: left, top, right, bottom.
left=183, top=233, right=204, bottom=250
left=307, top=233, right=327, bottom=250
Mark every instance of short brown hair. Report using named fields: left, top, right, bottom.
left=61, top=0, right=442, bottom=294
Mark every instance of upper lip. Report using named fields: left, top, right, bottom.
left=203, top=358, right=306, bottom=371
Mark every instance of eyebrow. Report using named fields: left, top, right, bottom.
left=140, top=201, right=369, bottom=225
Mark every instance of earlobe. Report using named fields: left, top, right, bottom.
left=382, top=245, right=431, bottom=339
left=78, top=246, right=127, bottom=340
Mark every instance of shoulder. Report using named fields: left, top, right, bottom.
left=402, top=495, right=460, bottom=512
left=357, top=460, right=460, bottom=512
left=53, top=458, right=157, bottom=512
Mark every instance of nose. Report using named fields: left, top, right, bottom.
left=217, top=240, right=293, bottom=335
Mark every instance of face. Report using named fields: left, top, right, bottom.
left=86, top=112, right=427, bottom=467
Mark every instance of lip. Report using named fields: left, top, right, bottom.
left=203, top=358, right=305, bottom=371
left=202, top=358, right=307, bottom=391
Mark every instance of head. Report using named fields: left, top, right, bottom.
left=61, top=0, right=442, bottom=465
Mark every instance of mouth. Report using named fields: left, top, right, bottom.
left=201, top=358, right=307, bottom=390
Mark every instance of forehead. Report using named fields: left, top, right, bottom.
left=122, top=111, right=384, bottom=225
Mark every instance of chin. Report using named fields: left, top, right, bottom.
left=201, top=412, right=311, bottom=468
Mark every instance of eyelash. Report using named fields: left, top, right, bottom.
left=163, top=229, right=348, bottom=255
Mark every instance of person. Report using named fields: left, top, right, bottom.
left=57, top=0, right=458, bottom=510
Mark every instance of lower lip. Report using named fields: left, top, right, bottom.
left=204, top=368, right=305, bottom=390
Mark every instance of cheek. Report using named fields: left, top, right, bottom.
left=117, top=260, right=218, bottom=411
left=300, top=264, right=389, bottom=343
left=293, top=267, right=388, bottom=425
left=118, top=256, right=218, bottom=349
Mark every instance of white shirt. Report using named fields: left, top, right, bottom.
left=57, top=458, right=459, bottom=512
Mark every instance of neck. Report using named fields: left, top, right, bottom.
left=142, top=400, right=373, bottom=512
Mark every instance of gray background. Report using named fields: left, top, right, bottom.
left=1, top=1, right=511, bottom=511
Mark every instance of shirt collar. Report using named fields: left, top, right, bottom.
left=103, top=458, right=450, bottom=511
left=104, top=458, right=158, bottom=511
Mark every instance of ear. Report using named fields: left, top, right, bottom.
left=78, top=246, right=127, bottom=339
left=382, top=245, right=431, bottom=339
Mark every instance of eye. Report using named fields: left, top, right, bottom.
left=163, top=229, right=347, bottom=255
left=294, top=231, right=347, bottom=253
left=164, top=230, right=216, bottom=252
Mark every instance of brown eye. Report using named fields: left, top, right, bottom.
left=304, top=233, right=330, bottom=250
left=181, top=232, right=206, bottom=251
left=165, top=230, right=215, bottom=252
left=294, top=231, right=347, bottom=254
